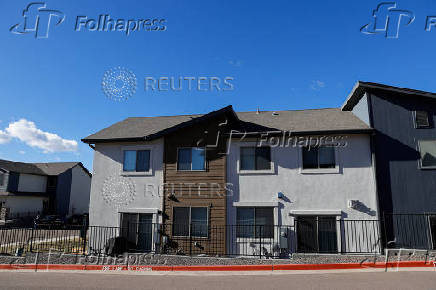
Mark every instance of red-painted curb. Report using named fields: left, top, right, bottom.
left=0, top=261, right=433, bottom=272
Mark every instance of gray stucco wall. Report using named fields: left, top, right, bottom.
left=351, top=93, right=370, bottom=126
left=89, top=139, right=164, bottom=228
left=226, top=134, right=380, bottom=254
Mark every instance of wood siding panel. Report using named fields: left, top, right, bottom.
left=163, top=114, right=231, bottom=255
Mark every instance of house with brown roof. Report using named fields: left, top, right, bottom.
left=83, top=104, right=379, bottom=255
left=0, top=160, right=91, bottom=222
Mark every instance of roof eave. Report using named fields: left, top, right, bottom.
left=227, top=128, right=374, bottom=137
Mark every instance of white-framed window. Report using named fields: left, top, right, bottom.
left=239, top=146, right=271, bottom=171
left=418, top=140, right=436, bottom=169
left=172, top=207, right=208, bottom=237
left=121, top=146, right=153, bottom=175
left=236, top=207, right=274, bottom=238
left=177, top=147, right=206, bottom=171
left=302, top=146, right=336, bottom=169
left=414, top=111, right=431, bottom=128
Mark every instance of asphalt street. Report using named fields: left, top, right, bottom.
left=0, top=270, right=435, bottom=289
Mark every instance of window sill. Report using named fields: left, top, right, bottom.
left=299, top=167, right=340, bottom=174
left=172, top=235, right=209, bottom=240
left=176, top=170, right=207, bottom=172
left=420, top=166, right=436, bottom=170
left=121, top=171, right=153, bottom=176
left=238, top=169, right=275, bottom=175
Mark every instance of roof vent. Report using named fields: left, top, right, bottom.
left=272, top=112, right=279, bottom=116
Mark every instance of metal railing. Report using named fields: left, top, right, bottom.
left=382, top=213, right=436, bottom=250
left=0, top=218, right=387, bottom=257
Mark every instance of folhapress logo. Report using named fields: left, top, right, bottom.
left=10, top=2, right=65, bottom=39
left=10, top=2, right=167, bottom=39
left=360, top=2, right=414, bottom=38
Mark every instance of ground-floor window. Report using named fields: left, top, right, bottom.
left=236, top=207, right=274, bottom=238
left=296, top=216, right=338, bottom=253
left=172, top=207, right=208, bottom=237
left=120, top=213, right=153, bottom=252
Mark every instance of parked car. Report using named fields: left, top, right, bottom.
left=34, top=215, right=64, bottom=227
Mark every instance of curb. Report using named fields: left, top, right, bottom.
left=0, top=261, right=434, bottom=272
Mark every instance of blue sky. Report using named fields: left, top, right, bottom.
left=1, top=0, right=436, bottom=171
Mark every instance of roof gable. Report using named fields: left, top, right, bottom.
left=342, top=81, right=436, bottom=111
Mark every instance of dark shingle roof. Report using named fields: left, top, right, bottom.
left=0, top=159, right=82, bottom=175
left=236, top=108, right=370, bottom=134
left=82, top=107, right=371, bottom=143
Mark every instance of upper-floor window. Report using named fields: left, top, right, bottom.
left=123, top=150, right=151, bottom=172
left=0, top=172, right=4, bottom=186
left=177, top=148, right=206, bottom=171
left=302, top=146, right=335, bottom=169
left=240, top=147, right=271, bottom=171
left=418, top=140, right=436, bottom=169
left=415, top=111, right=430, bottom=128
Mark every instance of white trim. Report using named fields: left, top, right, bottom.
left=118, top=208, right=159, bottom=214
left=121, top=145, right=153, bottom=176
left=233, top=201, right=279, bottom=207
left=289, top=210, right=342, bottom=216
left=417, top=140, right=436, bottom=170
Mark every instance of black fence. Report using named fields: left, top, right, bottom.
left=4, top=215, right=435, bottom=258
left=0, top=225, right=86, bottom=256
left=382, top=213, right=436, bottom=250
left=77, top=219, right=381, bottom=257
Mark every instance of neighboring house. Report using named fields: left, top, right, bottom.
left=83, top=105, right=379, bottom=255
left=0, top=159, right=91, bottom=220
left=342, top=82, right=436, bottom=248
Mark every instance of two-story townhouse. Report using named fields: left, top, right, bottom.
left=0, top=160, right=91, bottom=221
left=342, top=82, right=436, bottom=249
left=83, top=106, right=238, bottom=254
left=226, top=108, right=379, bottom=256
left=83, top=105, right=379, bottom=255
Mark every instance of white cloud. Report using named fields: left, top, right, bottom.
left=4, top=119, right=78, bottom=153
left=310, top=80, right=325, bottom=91
left=0, top=130, right=11, bottom=144
left=19, top=150, right=26, bottom=154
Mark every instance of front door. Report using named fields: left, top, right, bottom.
left=137, top=214, right=153, bottom=252
left=121, top=213, right=153, bottom=252
left=296, top=216, right=338, bottom=253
